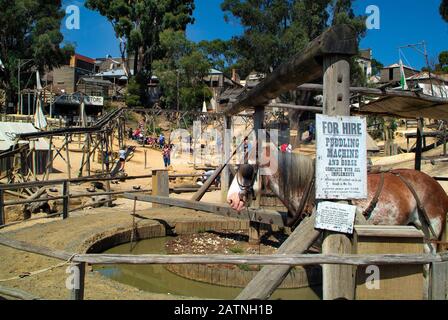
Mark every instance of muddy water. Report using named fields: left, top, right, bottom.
left=95, top=237, right=322, bottom=300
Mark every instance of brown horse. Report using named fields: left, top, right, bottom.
left=227, top=151, right=448, bottom=253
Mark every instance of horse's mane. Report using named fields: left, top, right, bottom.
left=273, top=152, right=315, bottom=198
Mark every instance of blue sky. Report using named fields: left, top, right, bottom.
left=62, top=0, right=448, bottom=70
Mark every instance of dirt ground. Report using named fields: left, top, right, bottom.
left=2, top=121, right=448, bottom=299
left=0, top=204, right=238, bottom=300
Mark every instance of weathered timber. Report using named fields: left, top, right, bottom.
left=298, top=83, right=448, bottom=104
left=62, top=181, right=69, bottom=219
left=224, top=24, right=357, bottom=115
left=236, top=214, right=322, bottom=300
left=0, top=285, right=40, bottom=300
left=267, top=103, right=323, bottom=113
left=1, top=236, right=448, bottom=266
left=321, top=54, right=354, bottom=301
left=431, top=261, right=448, bottom=300
left=152, top=170, right=169, bottom=208
left=123, top=193, right=288, bottom=227
left=0, top=173, right=202, bottom=191
left=0, top=190, right=4, bottom=226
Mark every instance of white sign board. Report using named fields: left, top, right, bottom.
left=315, top=202, right=357, bottom=234
left=316, top=114, right=367, bottom=200
left=85, top=96, right=104, bottom=106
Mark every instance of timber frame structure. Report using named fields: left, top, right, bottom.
left=0, top=24, right=447, bottom=300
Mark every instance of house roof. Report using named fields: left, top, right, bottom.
left=383, top=63, right=419, bottom=72
left=79, top=77, right=112, bottom=86
left=359, top=94, right=448, bottom=120
left=407, top=72, right=448, bottom=82
left=0, top=122, right=49, bottom=151
left=209, top=68, right=223, bottom=75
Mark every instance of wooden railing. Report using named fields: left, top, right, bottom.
left=0, top=172, right=206, bottom=228
left=0, top=236, right=447, bottom=300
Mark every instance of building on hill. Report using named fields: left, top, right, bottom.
left=204, top=69, right=242, bottom=112
left=380, top=63, right=419, bottom=84
left=357, top=49, right=373, bottom=80
left=407, top=71, right=448, bottom=97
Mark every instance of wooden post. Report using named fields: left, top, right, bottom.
left=431, top=261, right=448, bottom=300
left=221, top=116, right=232, bottom=203
left=249, top=106, right=264, bottom=245
left=0, top=190, right=5, bottom=226
left=152, top=169, right=169, bottom=208
left=236, top=214, right=322, bottom=300
left=69, top=262, right=86, bottom=300
left=415, top=118, right=423, bottom=171
left=86, top=134, right=91, bottom=176
left=144, top=150, right=147, bottom=169
left=62, top=181, right=69, bottom=219
left=65, top=134, right=71, bottom=179
left=322, top=54, right=355, bottom=300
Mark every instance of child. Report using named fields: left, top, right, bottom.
left=162, top=144, right=171, bottom=168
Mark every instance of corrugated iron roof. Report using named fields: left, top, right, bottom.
left=0, top=122, right=49, bottom=150
left=359, top=95, right=448, bottom=120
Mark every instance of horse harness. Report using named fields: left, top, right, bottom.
left=362, top=170, right=438, bottom=240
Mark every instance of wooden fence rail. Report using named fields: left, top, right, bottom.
left=0, top=235, right=447, bottom=300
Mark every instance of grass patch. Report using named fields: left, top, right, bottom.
left=229, top=246, right=244, bottom=254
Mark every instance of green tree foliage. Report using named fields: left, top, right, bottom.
left=438, top=51, right=448, bottom=72
left=371, top=58, right=384, bottom=76
left=198, top=39, right=238, bottom=75
left=441, top=0, right=448, bottom=22
left=220, top=0, right=366, bottom=78
left=153, top=30, right=211, bottom=110
left=0, top=0, right=74, bottom=103
left=85, top=0, right=195, bottom=106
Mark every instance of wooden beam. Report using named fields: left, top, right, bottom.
left=152, top=170, right=169, bottom=208
left=0, top=285, right=40, bottom=300
left=123, top=193, right=288, bottom=227
left=298, top=83, right=448, bottom=104
left=431, top=261, right=448, bottom=300
left=321, top=54, right=355, bottom=301
left=267, top=103, right=323, bottom=113
left=236, top=214, right=322, bottom=300
left=0, top=190, right=4, bottom=226
left=224, top=24, right=358, bottom=115
left=415, top=118, right=424, bottom=171
left=1, top=236, right=448, bottom=267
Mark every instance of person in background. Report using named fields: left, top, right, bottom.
left=280, top=143, right=288, bottom=153
left=159, top=133, right=165, bottom=149
left=162, top=144, right=171, bottom=168
left=119, top=148, right=127, bottom=172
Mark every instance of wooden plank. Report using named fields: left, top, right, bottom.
left=354, top=226, right=425, bottom=300
left=431, top=261, right=448, bottom=300
left=0, top=285, right=40, bottom=300
left=220, top=116, right=232, bottom=203
left=321, top=54, right=355, bottom=301
left=123, top=193, right=288, bottom=227
left=62, top=181, right=69, bottom=219
left=0, top=189, right=4, bottom=226
left=1, top=235, right=448, bottom=267
left=299, top=83, right=448, bottom=104
left=415, top=118, right=424, bottom=171
left=267, top=103, right=323, bottom=113
left=322, top=232, right=354, bottom=300
left=224, top=24, right=357, bottom=115
left=152, top=170, right=169, bottom=208
left=354, top=225, right=425, bottom=238
left=236, top=214, right=322, bottom=300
